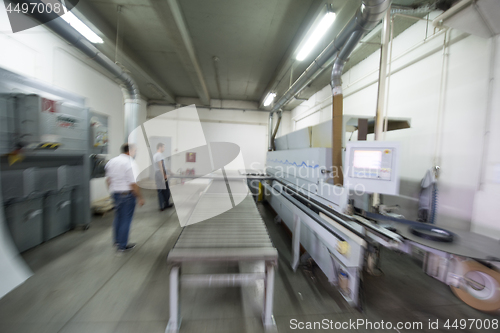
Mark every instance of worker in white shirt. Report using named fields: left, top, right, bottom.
left=105, top=143, right=145, bottom=252
left=153, top=142, right=173, bottom=211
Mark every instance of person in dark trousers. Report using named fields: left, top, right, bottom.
left=105, top=143, right=145, bottom=253
left=153, top=142, right=172, bottom=211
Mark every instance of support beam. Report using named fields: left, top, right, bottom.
left=332, top=91, right=344, bottom=185
left=149, top=0, right=211, bottom=105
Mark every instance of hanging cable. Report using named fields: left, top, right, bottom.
left=114, top=5, right=122, bottom=64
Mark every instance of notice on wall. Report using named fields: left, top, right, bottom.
left=186, top=152, right=196, bottom=163
left=42, top=98, right=56, bottom=113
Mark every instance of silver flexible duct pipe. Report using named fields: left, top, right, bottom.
left=268, top=111, right=274, bottom=151
left=19, top=1, right=141, bottom=141
left=270, top=111, right=283, bottom=151
left=331, top=0, right=391, bottom=185
left=330, top=0, right=392, bottom=93
left=271, top=0, right=391, bottom=113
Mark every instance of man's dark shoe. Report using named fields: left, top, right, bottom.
left=117, top=243, right=136, bottom=252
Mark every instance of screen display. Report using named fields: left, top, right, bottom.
left=351, top=149, right=392, bottom=180
left=353, top=150, right=382, bottom=169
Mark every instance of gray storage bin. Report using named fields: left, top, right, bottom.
left=71, top=186, right=86, bottom=227
left=43, top=188, right=73, bottom=241
left=16, top=94, right=41, bottom=145
left=1, top=170, right=24, bottom=201
left=35, top=168, right=58, bottom=193
left=4, top=195, right=44, bottom=252
left=0, top=94, right=16, bottom=154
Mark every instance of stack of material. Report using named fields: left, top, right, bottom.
left=91, top=197, right=114, bottom=216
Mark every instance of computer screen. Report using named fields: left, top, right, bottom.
left=345, top=142, right=399, bottom=195
left=351, top=149, right=393, bottom=181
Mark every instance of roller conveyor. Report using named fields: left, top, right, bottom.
left=166, top=191, right=278, bottom=332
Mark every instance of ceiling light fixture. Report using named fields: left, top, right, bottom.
left=296, top=8, right=336, bottom=61
left=61, top=7, right=103, bottom=44
left=263, top=92, right=276, bottom=107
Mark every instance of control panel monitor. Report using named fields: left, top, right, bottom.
left=345, top=141, right=400, bottom=195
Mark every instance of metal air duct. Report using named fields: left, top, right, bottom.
left=269, top=0, right=390, bottom=185
left=13, top=0, right=141, bottom=142
left=268, top=112, right=274, bottom=151
left=270, top=0, right=391, bottom=115
left=330, top=0, right=391, bottom=185
left=270, top=111, right=282, bottom=151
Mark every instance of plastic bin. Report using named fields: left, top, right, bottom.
left=4, top=195, right=44, bottom=252
left=0, top=94, right=16, bottom=154
left=43, top=188, right=73, bottom=241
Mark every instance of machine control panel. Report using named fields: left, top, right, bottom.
left=345, top=141, right=400, bottom=195
left=351, top=148, right=394, bottom=181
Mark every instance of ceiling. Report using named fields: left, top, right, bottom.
left=74, top=0, right=440, bottom=110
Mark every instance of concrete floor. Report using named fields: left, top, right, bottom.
left=0, top=190, right=498, bottom=333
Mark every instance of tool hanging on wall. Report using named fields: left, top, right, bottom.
left=418, top=166, right=440, bottom=223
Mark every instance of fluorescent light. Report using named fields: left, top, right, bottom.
left=61, top=11, right=103, bottom=44
left=263, top=92, right=276, bottom=107
left=296, top=11, right=336, bottom=61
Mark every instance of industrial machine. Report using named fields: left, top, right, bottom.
left=263, top=121, right=500, bottom=313
left=0, top=68, right=102, bottom=253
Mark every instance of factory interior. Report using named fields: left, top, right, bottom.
left=1, top=0, right=500, bottom=332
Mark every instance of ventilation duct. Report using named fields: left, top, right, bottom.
left=271, top=0, right=391, bottom=114
left=270, top=111, right=282, bottom=151
left=268, top=112, right=274, bottom=151
left=268, top=1, right=390, bottom=183
left=14, top=0, right=141, bottom=141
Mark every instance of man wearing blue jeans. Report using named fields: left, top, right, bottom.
left=105, top=144, right=145, bottom=253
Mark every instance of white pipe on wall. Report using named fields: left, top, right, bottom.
left=374, top=9, right=391, bottom=141
left=382, top=13, right=429, bottom=139
left=372, top=9, right=391, bottom=207
left=477, top=36, right=497, bottom=191
left=433, top=29, right=451, bottom=168
left=344, top=28, right=446, bottom=94
left=292, top=22, right=450, bottom=125
left=344, top=31, right=467, bottom=98
left=383, top=14, right=396, bottom=139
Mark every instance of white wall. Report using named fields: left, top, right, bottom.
left=471, top=34, right=500, bottom=238
left=148, top=105, right=285, bottom=172
left=288, top=14, right=500, bottom=237
left=0, top=8, right=148, bottom=202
